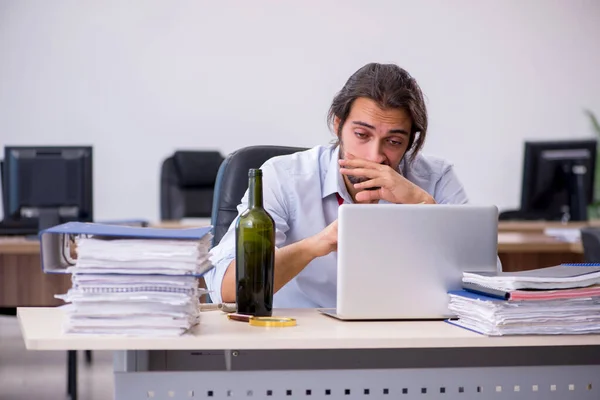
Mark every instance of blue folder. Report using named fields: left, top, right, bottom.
left=447, top=289, right=505, bottom=302
left=39, top=221, right=213, bottom=275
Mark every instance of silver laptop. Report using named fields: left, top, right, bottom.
left=320, top=204, right=499, bottom=320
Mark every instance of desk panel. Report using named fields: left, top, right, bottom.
left=114, top=364, right=600, bottom=400
left=0, top=254, right=70, bottom=307
left=0, top=238, right=70, bottom=307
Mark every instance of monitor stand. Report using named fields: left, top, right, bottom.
left=564, top=162, right=588, bottom=222
left=37, top=208, right=61, bottom=232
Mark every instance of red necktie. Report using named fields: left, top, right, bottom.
left=335, top=193, right=344, bottom=206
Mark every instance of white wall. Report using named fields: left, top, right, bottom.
left=1, top=0, right=599, bottom=221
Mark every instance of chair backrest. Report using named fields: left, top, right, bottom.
left=160, top=151, right=224, bottom=220
left=580, top=227, right=600, bottom=263
left=0, top=160, right=6, bottom=219
left=210, top=145, right=307, bottom=247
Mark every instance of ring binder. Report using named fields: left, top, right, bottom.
left=39, top=221, right=214, bottom=276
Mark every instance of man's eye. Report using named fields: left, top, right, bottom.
left=388, top=139, right=403, bottom=146
left=354, top=132, right=367, bottom=139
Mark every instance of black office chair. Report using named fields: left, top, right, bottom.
left=160, top=150, right=224, bottom=220
left=580, top=227, right=600, bottom=263
left=1, top=160, right=6, bottom=217
left=210, top=145, right=307, bottom=247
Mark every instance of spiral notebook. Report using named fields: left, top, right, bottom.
left=69, top=273, right=203, bottom=295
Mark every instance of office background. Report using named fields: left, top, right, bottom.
left=1, top=3, right=600, bottom=400
left=1, top=0, right=599, bottom=222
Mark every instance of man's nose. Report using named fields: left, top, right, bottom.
left=367, top=143, right=386, bottom=164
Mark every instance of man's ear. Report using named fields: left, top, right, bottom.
left=333, top=116, right=341, bottom=138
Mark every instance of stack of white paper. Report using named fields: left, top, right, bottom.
left=462, top=265, right=600, bottom=291
left=66, top=235, right=213, bottom=275
left=448, top=292, right=600, bottom=336
left=544, top=228, right=581, bottom=243
left=56, top=235, right=213, bottom=336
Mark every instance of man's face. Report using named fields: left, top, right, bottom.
left=334, top=97, right=412, bottom=185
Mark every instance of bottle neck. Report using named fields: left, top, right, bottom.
left=248, top=175, right=263, bottom=208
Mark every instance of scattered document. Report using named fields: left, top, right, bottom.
left=544, top=228, right=581, bottom=243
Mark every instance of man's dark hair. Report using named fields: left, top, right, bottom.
left=327, top=63, right=428, bottom=162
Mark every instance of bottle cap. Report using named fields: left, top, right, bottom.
left=249, top=316, right=297, bottom=327
left=248, top=168, right=262, bottom=177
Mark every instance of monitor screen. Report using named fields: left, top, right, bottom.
left=3, top=146, right=93, bottom=229
left=521, top=139, right=596, bottom=221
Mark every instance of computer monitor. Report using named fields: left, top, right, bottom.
left=519, top=139, right=596, bottom=222
left=3, top=146, right=93, bottom=232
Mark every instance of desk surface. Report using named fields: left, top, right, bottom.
left=0, top=236, right=41, bottom=255
left=17, top=307, right=600, bottom=351
left=497, top=232, right=582, bottom=253
left=498, top=220, right=600, bottom=232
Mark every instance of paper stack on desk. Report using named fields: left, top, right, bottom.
left=65, top=237, right=213, bottom=275
left=447, top=264, right=600, bottom=336
left=462, top=264, right=600, bottom=291
left=544, top=227, right=581, bottom=243
left=51, top=222, right=214, bottom=336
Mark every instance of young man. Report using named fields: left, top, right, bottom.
left=206, top=63, right=468, bottom=307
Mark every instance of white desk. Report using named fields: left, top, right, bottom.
left=18, top=307, right=600, bottom=400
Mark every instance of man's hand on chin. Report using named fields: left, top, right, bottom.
left=339, top=158, right=436, bottom=204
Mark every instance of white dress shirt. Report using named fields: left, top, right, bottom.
left=205, top=144, right=469, bottom=307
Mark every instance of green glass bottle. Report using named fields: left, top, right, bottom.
left=235, top=168, right=275, bottom=316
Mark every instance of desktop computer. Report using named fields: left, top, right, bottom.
left=0, top=146, right=93, bottom=235
left=500, top=139, right=597, bottom=222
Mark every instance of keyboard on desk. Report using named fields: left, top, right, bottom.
left=0, top=219, right=39, bottom=236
